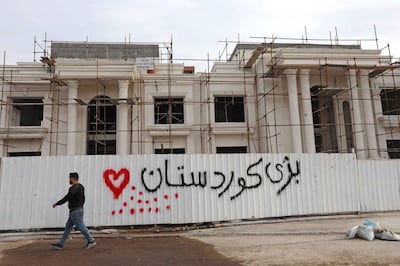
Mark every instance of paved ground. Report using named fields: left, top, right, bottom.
left=1, top=212, right=400, bottom=265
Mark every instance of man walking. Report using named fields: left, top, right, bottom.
left=51, top=172, right=96, bottom=250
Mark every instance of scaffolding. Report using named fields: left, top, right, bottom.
left=1, top=29, right=400, bottom=158
left=245, top=34, right=400, bottom=156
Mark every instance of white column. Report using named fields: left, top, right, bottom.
left=117, top=80, right=129, bottom=155
left=185, top=96, right=195, bottom=154
left=286, top=69, right=303, bottom=153
left=299, top=69, right=315, bottom=153
left=131, top=83, right=140, bottom=154
left=359, top=69, right=379, bottom=158
left=0, top=140, right=4, bottom=157
left=41, top=97, right=52, bottom=155
left=209, top=96, right=215, bottom=154
left=347, top=69, right=366, bottom=158
left=0, top=89, right=8, bottom=156
left=371, top=80, right=388, bottom=158
left=66, top=80, right=78, bottom=155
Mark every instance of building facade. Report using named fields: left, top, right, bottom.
left=0, top=41, right=399, bottom=158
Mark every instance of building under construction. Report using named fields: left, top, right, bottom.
left=0, top=36, right=400, bottom=159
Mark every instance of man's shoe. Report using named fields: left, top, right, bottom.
left=51, top=243, right=63, bottom=250
left=85, top=241, right=96, bottom=249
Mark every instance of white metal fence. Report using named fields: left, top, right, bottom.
left=0, top=154, right=399, bottom=230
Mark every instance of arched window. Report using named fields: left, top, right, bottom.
left=87, top=96, right=116, bottom=155
left=310, top=86, right=322, bottom=127
left=342, top=101, right=354, bottom=152
left=380, top=89, right=400, bottom=115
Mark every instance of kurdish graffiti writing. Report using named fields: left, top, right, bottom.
left=265, top=156, right=301, bottom=195
left=140, top=156, right=300, bottom=200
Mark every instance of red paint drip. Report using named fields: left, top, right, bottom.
left=145, top=200, right=150, bottom=204
left=139, top=191, right=143, bottom=196
left=175, top=193, right=179, bottom=199
left=164, top=194, right=169, bottom=200
left=166, top=205, right=171, bottom=210
left=148, top=208, right=152, bottom=212
left=154, top=197, right=158, bottom=202
left=130, top=196, right=134, bottom=201
left=131, top=185, right=136, bottom=191
left=130, top=208, right=135, bottom=215
left=155, top=208, right=160, bottom=213
left=138, top=199, right=142, bottom=204
left=119, top=208, right=123, bottom=214
left=123, top=202, right=127, bottom=207
left=111, top=210, right=116, bottom=215
left=139, top=208, right=144, bottom=213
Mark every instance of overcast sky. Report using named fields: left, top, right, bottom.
left=1, top=0, right=399, bottom=71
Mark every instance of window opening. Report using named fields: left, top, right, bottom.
left=387, top=140, right=400, bottom=159
left=214, top=96, right=245, bottom=122
left=343, top=101, right=354, bottom=152
left=87, top=96, right=116, bottom=155
left=311, top=86, right=338, bottom=153
left=154, top=98, right=184, bottom=124
left=11, top=98, right=43, bottom=126
left=8, top=151, right=41, bottom=157
left=380, top=89, right=400, bottom=115
left=154, top=148, right=185, bottom=154
left=216, top=146, right=247, bottom=153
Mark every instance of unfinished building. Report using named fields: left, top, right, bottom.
left=0, top=37, right=399, bottom=158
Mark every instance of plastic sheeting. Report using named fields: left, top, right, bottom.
left=0, top=153, right=398, bottom=230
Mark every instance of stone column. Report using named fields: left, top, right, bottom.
left=299, top=69, right=315, bottom=153
left=359, top=69, right=379, bottom=158
left=347, top=69, right=366, bottom=158
left=286, top=69, right=303, bottom=153
left=66, top=80, right=78, bottom=155
left=117, top=80, right=129, bottom=155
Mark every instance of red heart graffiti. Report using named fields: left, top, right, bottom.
left=103, top=168, right=130, bottom=200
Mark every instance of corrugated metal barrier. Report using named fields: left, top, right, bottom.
left=0, top=154, right=399, bottom=230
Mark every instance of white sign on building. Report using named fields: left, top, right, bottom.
left=136, top=57, right=155, bottom=70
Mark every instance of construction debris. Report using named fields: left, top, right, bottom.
left=347, top=219, right=400, bottom=241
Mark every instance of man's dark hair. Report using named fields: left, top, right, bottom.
left=69, top=172, right=79, bottom=180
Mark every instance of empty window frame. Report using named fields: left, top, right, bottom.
left=214, top=96, right=245, bottom=122
left=154, top=98, right=184, bottom=124
left=87, top=96, right=117, bottom=134
left=381, top=89, right=400, bottom=115
left=87, top=96, right=117, bottom=155
left=154, top=148, right=185, bottom=154
left=387, top=140, right=400, bottom=159
left=11, top=98, right=43, bottom=126
left=216, top=146, right=247, bottom=153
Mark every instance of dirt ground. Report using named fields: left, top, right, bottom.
left=2, top=212, right=400, bottom=265
left=189, top=233, right=400, bottom=265
left=186, top=213, right=400, bottom=265
left=0, top=236, right=240, bottom=266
